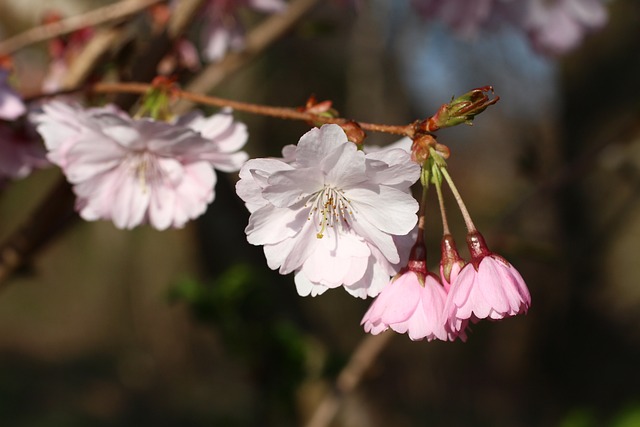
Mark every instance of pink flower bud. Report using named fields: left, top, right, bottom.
left=362, top=270, right=450, bottom=341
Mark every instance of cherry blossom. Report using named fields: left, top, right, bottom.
left=33, top=101, right=248, bottom=230
left=236, top=124, right=420, bottom=298
left=444, top=231, right=531, bottom=334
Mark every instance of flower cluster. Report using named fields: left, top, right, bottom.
left=32, top=101, right=248, bottom=230
left=361, top=226, right=530, bottom=342
left=236, top=124, right=420, bottom=298
left=412, top=0, right=608, bottom=55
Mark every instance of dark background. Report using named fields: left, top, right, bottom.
left=1, top=0, right=640, bottom=426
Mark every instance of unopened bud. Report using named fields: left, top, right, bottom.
left=418, top=86, right=499, bottom=132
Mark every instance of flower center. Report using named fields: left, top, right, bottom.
left=127, top=151, right=163, bottom=193
left=307, top=186, right=355, bottom=239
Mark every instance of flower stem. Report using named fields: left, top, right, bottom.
left=434, top=174, right=451, bottom=236
left=439, top=165, right=476, bottom=233
left=416, top=177, right=429, bottom=245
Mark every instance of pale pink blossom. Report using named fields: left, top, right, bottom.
left=0, top=69, right=26, bottom=120
left=200, top=0, right=287, bottom=62
left=33, top=101, right=248, bottom=230
left=444, top=231, right=531, bottom=334
left=236, top=124, right=420, bottom=298
left=0, top=123, right=48, bottom=182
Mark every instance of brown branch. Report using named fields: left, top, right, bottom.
left=0, top=0, right=165, bottom=56
left=304, top=332, right=394, bottom=427
left=87, top=81, right=416, bottom=136
left=0, top=176, right=77, bottom=288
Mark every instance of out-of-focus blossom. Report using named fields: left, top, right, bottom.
left=521, top=0, right=608, bottom=55
left=411, top=0, right=608, bottom=56
left=411, top=0, right=496, bottom=37
left=0, top=69, right=26, bottom=120
left=200, top=0, right=287, bottom=62
left=236, top=124, right=420, bottom=298
left=0, top=123, right=48, bottom=182
left=444, top=231, right=531, bottom=334
left=33, top=102, right=248, bottom=230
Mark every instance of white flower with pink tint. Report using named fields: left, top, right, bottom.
left=444, top=231, right=531, bottom=334
left=201, top=0, right=287, bottom=62
left=236, top=124, right=420, bottom=298
left=33, top=101, right=248, bottom=230
left=0, top=69, right=26, bottom=120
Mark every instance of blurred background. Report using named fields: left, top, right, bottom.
left=1, top=0, right=640, bottom=426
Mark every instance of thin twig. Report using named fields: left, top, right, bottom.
left=0, top=0, right=164, bottom=56
left=304, top=332, right=395, bottom=427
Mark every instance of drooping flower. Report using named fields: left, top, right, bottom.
left=200, top=0, right=287, bottom=62
left=361, top=241, right=453, bottom=341
left=0, top=68, right=26, bottom=120
left=33, top=101, right=248, bottom=230
left=236, top=124, right=420, bottom=298
left=444, top=231, right=531, bottom=334
left=362, top=270, right=450, bottom=341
